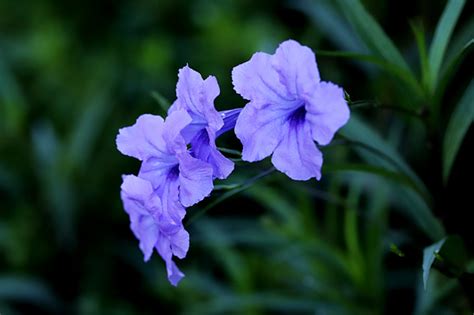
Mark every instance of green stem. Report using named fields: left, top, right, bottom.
left=349, top=100, right=426, bottom=119
left=186, top=167, right=275, bottom=226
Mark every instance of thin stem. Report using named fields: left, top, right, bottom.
left=217, top=147, right=242, bottom=156
left=349, top=100, right=426, bottom=119
left=185, top=167, right=275, bottom=226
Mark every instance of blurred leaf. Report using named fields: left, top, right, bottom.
left=151, top=91, right=172, bottom=114
left=415, top=271, right=458, bottom=315
left=418, top=236, right=468, bottom=313
left=66, top=90, right=111, bottom=169
left=292, top=0, right=367, bottom=53
left=333, top=0, right=412, bottom=74
left=423, top=238, right=446, bottom=290
left=324, top=163, right=424, bottom=198
left=196, top=220, right=252, bottom=293
left=443, top=80, right=474, bottom=182
left=317, top=50, right=422, bottom=95
left=392, top=185, right=445, bottom=241
left=32, top=121, right=75, bottom=244
left=427, top=0, right=466, bottom=91
left=186, top=168, right=275, bottom=225
left=437, top=39, right=473, bottom=100
left=340, top=115, right=445, bottom=240
left=0, top=50, right=27, bottom=135
left=339, top=115, right=429, bottom=200
left=0, top=276, right=59, bottom=311
left=410, top=21, right=430, bottom=90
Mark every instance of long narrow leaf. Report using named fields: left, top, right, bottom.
left=443, top=80, right=474, bottom=181
left=317, top=50, right=422, bottom=96
left=339, top=115, right=429, bottom=200
left=410, top=21, right=430, bottom=90
left=428, top=0, right=466, bottom=91
left=334, top=0, right=411, bottom=73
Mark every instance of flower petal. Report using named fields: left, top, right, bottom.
left=235, top=101, right=288, bottom=161
left=173, top=65, right=223, bottom=132
left=116, top=114, right=166, bottom=161
left=216, top=108, right=241, bottom=137
left=232, top=52, right=295, bottom=106
left=169, top=227, right=189, bottom=259
left=191, top=130, right=234, bottom=179
left=271, top=121, right=323, bottom=181
left=272, top=39, right=320, bottom=98
left=120, top=175, right=160, bottom=261
left=178, top=153, right=214, bottom=207
left=162, top=109, right=192, bottom=154
left=305, top=81, right=350, bottom=145
left=156, top=236, right=185, bottom=286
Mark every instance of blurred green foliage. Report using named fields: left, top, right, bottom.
left=0, top=0, right=473, bottom=314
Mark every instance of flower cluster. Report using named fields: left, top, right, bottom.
left=116, top=40, right=349, bottom=286
left=117, top=66, right=235, bottom=285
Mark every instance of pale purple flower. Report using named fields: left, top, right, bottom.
left=116, top=109, right=216, bottom=285
left=168, top=65, right=234, bottom=179
left=120, top=175, right=188, bottom=286
left=232, top=39, right=350, bottom=180
left=116, top=109, right=214, bottom=208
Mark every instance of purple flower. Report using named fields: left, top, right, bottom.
left=120, top=175, right=188, bottom=286
left=168, top=65, right=234, bottom=180
left=116, top=109, right=216, bottom=285
left=232, top=39, right=350, bottom=180
left=116, top=109, right=214, bottom=208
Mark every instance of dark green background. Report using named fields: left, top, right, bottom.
left=1, top=0, right=472, bottom=314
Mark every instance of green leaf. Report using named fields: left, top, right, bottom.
left=324, top=163, right=425, bottom=198
left=339, top=115, right=445, bottom=240
left=443, top=80, right=474, bottom=182
left=186, top=168, right=275, bottom=225
left=0, top=50, right=28, bottom=135
left=339, top=115, right=430, bottom=201
left=428, top=0, right=466, bottom=91
left=423, top=238, right=446, bottom=290
left=410, top=21, right=430, bottom=90
left=437, top=39, right=474, bottom=101
left=334, top=0, right=411, bottom=73
left=0, top=276, right=59, bottom=310
left=292, top=0, right=367, bottom=53
left=151, top=91, right=171, bottom=114
left=422, top=236, right=469, bottom=291
left=317, top=50, right=422, bottom=96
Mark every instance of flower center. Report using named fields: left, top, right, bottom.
left=289, top=105, right=306, bottom=127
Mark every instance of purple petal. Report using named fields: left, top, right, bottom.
left=173, top=65, right=223, bottom=132
left=134, top=216, right=160, bottom=261
left=138, top=156, right=178, bottom=190
left=272, top=40, right=320, bottom=98
left=162, top=109, right=192, bottom=154
left=232, top=52, right=295, bottom=107
left=120, top=175, right=161, bottom=261
left=234, top=101, right=288, bottom=161
left=178, top=153, right=214, bottom=207
left=305, top=81, right=350, bottom=145
left=159, top=173, right=187, bottom=224
left=169, top=228, right=189, bottom=259
left=271, top=121, right=323, bottom=181
left=116, top=114, right=166, bottom=161
left=216, top=108, right=241, bottom=137
left=156, top=236, right=185, bottom=286
left=191, top=130, right=234, bottom=179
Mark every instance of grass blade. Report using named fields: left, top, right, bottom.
left=427, top=0, right=466, bottom=91
left=334, top=0, right=411, bottom=73
left=443, top=80, right=474, bottom=182
left=317, top=50, right=422, bottom=96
